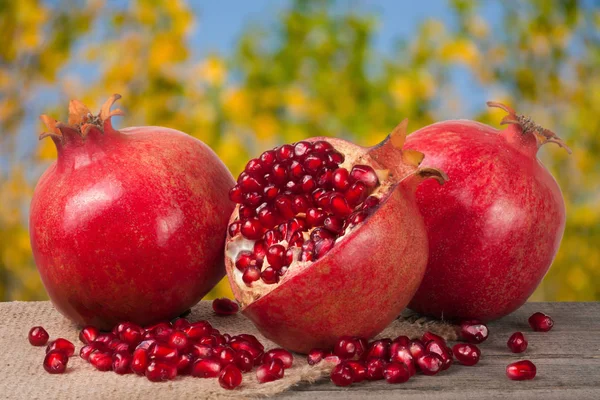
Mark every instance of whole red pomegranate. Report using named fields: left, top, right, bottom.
left=405, top=102, right=570, bottom=321
left=224, top=121, right=447, bottom=353
left=30, top=95, right=234, bottom=329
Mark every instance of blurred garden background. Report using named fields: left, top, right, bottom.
left=0, top=0, right=598, bottom=302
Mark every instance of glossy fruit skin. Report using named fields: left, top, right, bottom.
left=44, top=351, right=68, bottom=374
left=29, top=326, right=50, bottom=346
left=528, top=312, right=554, bottom=332
left=506, top=360, right=536, bottom=380
left=452, top=343, right=480, bottom=366
left=507, top=332, right=528, bottom=353
left=30, top=96, right=234, bottom=329
left=405, top=110, right=567, bottom=321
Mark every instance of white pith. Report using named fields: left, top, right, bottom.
left=226, top=141, right=394, bottom=307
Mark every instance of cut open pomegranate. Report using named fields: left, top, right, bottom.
left=225, top=122, right=446, bottom=353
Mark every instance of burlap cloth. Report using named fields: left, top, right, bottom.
left=0, top=301, right=456, bottom=400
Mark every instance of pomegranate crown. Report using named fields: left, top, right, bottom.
left=487, top=101, right=571, bottom=154
left=39, top=94, right=124, bottom=142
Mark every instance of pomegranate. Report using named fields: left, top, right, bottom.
left=507, top=332, right=528, bottom=353
left=30, top=95, right=234, bottom=329
left=458, top=320, right=489, bottom=344
left=345, top=361, right=367, bottom=383
left=79, top=326, right=99, bottom=344
left=224, top=121, right=447, bottom=353
left=262, top=348, right=294, bottom=369
left=405, top=102, right=569, bottom=321
left=506, top=360, right=536, bottom=380
left=29, top=326, right=50, bottom=346
left=330, top=362, right=354, bottom=386
left=219, top=364, right=243, bottom=390
left=44, top=351, right=69, bottom=374
left=46, top=338, right=75, bottom=357
left=366, top=358, right=386, bottom=380
left=146, top=361, right=177, bottom=382
left=256, top=359, right=285, bottom=383
left=212, top=298, right=240, bottom=315
left=416, top=353, right=444, bottom=375
left=383, top=362, right=410, bottom=384
left=452, top=343, right=480, bottom=366
left=528, top=312, right=554, bottom=332
left=307, top=348, right=327, bottom=365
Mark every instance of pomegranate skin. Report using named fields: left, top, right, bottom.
left=226, top=130, right=444, bottom=354
left=405, top=103, right=568, bottom=321
left=30, top=96, right=234, bottom=329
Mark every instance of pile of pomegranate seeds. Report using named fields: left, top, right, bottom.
left=30, top=319, right=290, bottom=389
left=228, top=141, right=381, bottom=285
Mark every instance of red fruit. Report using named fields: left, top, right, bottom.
left=405, top=102, right=569, bottom=321
left=365, top=358, right=387, bottom=380
left=176, top=353, right=194, bottom=375
left=334, top=336, right=358, bottom=360
left=384, top=362, right=410, bottom=384
left=112, top=351, right=132, bottom=374
left=148, top=342, right=178, bottom=364
left=421, top=331, right=446, bottom=345
left=79, top=325, right=99, bottom=344
left=408, top=339, right=426, bottom=360
left=131, top=349, right=149, bottom=375
left=452, top=343, right=481, bottom=366
left=458, top=320, right=489, bottom=344
left=30, top=95, right=234, bottom=330
left=345, top=360, right=367, bottom=383
left=190, top=344, right=214, bottom=360
left=89, top=351, right=113, bottom=371
left=212, top=298, right=240, bottom=315
left=416, top=353, right=443, bottom=375
left=234, top=350, right=254, bottom=372
left=219, top=364, right=243, bottom=390
left=146, top=361, right=177, bottom=382
left=392, top=335, right=410, bottom=347
left=46, top=338, right=75, bottom=357
left=172, top=317, right=191, bottom=331
left=330, top=362, right=354, bottom=387
left=507, top=332, right=528, bottom=353
left=184, top=321, right=212, bottom=340
left=528, top=312, right=554, bottom=332
left=263, top=348, right=294, bottom=369
left=225, top=124, right=446, bottom=353
left=168, top=331, right=189, bottom=351
left=389, top=346, right=416, bottom=376
left=28, top=326, right=49, bottom=346
left=366, top=339, right=391, bottom=360
left=217, top=347, right=237, bottom=366
left=256, top=359, right=285, bottom=383
left=307, top=348, right=327, bottom=365
left=506, top=360, right=536, bottom=380
left=192, top=358, right=222, bottom=378
left=80, top=344, right=97, bottom=361
left=44, top=351, right=68, bottom=374
left=425, top=341, right=453, bottom=370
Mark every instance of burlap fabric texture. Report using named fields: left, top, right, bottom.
left=0, top=300, right=456, bottom=400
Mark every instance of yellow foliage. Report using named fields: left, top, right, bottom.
left=198, top=56, right=227, bottom=86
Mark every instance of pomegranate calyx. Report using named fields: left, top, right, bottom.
left=40, top=94, right=124, bottom=143
left=487, top=101, right=571, bottom=154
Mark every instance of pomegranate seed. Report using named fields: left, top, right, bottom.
left=425, top=340, right=453, bottom=370
left=263, top=185, right=279, bottom=202
left=294, top=141, right=312, bottom=159
left=365, top=339, right=390, bottom=360
left=236, top=334, right=264, bottom=351
left=241, top=218, right=262, bottom=240
left=264, top=229, right=281, bottom=246
left=507, top=332, right=528, bottom=353
left=306, top=208, right=326, bottom=227
left=120, top=323, right=142, bottom=345
left=94, top=333, right=115, bottom=345
left=384, top=362, right=410, bottom=384
left=229, top=185, right=244, bottom=203
left=217, top=347, right=237, bottom=366
left=348, top=211, right=367, bottom=225
left=243, top=265, right=261, bottom=286
left=289, top=160, right=305, bottom=180
left=78, top=325, right=99, bottom=344
left=506, top=360, right=536, bottom=380
left=44, top=351, right=68, bottom=374
left=256, top=359, right=285, bottom=383
left=303, top=154, right=324, bottom=174
left=245, top=158, right=265, bottom=176
left=345, top=360, right=367, bottom=383
left=146, top=361, right=177, bottom=381
left=183, top=321, right=212, bottom=340
left=285, top=180, right=302, bottom=194
left=422, top=331, right=446, bottom=345
left=131, top=348, right=149, bottom=375
left=271, top=163, right=288, bottom=184
left=168, top=331, right=189, bottom=351
left=238, top=173, right=264, bottom=193
left=345, top=181, right=368, bottom=206
left=459, top=320, right=489, bottom=343
left=327, top=151, right=345, bottom=166
left=392, top=335, right=410, bottom=347
left=219, top=364, right=243, bottom=390
left=235, top=251, right=254, bottom=271
left=288, top=231, right=304, bottom=248
left=80, top=344, right=97, bottom=361
left=192, top=358, right=222, bottom=378
left=239, top=204, right=256, bottom=219
left=90, top=351, right=113, bottom=371
left=329, top=193, right=352, bottom=217
left=198, top=336, right=217, bottom=347
left=390, top=346, right=416, bottom=376
left=355, top=337, right=368, bottom=358
left=172, top=317, right=190, bottom=331
left=277, top=144, right=295, bottom=162
left=263, top=348, right=294, bottom=369
left=261, top=267, right=280, bottom=284
left=212, top=298, right=239, bottom=315
left=148, top=342, right=178, bottom=364
left=332, top=168, right=350, bottom=192
left=416, top=353, right=444, bottom=375
left=28, top=326, right=49, bottom=346
left=334, top=336, right=358, bottom=360
left=349, top=165, right=379, bottom=188
left=46, top=338, right=75, bottom=357
left=267, top=244, right=286, bottom=270
left=253, top=240, right=267, bottom=261
left=317, top=168, right=334, bottom=189
left=274, top=195, right=295, bottom=219
left=228, top=221, right=241, bottom=237
left=366, top=358, right=387, bottom=380
left=362, top=195, right=379, bottom=210
left=112, top=351, right=132, bottom=374
left=260, top=150, right=276, bottom=167
left=330, top=362, right=354, bottom=386
left=307, top=348, right=327, bottom=365
left=314, top=237, right=334, bottom=259
left=313, top=140, right=333, bottom=153
left=324, top=216, right=344, bottom=234
left=234, top=350, right=254, bottom=372
left=452, top=343, right=481, bottom=366
left=301, top=175, right=316, bottom=193
left=190, top=343, right=214, bottom=359
left=176, top=353, right=194, bottom=375
left=292, top=195, right=310, bottom=213
left=528, top=312, right=554, bottom=332
left=408, top=339, right=426, bottom=360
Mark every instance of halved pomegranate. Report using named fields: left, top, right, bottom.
left=224, top=121, right=446, bottom=353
